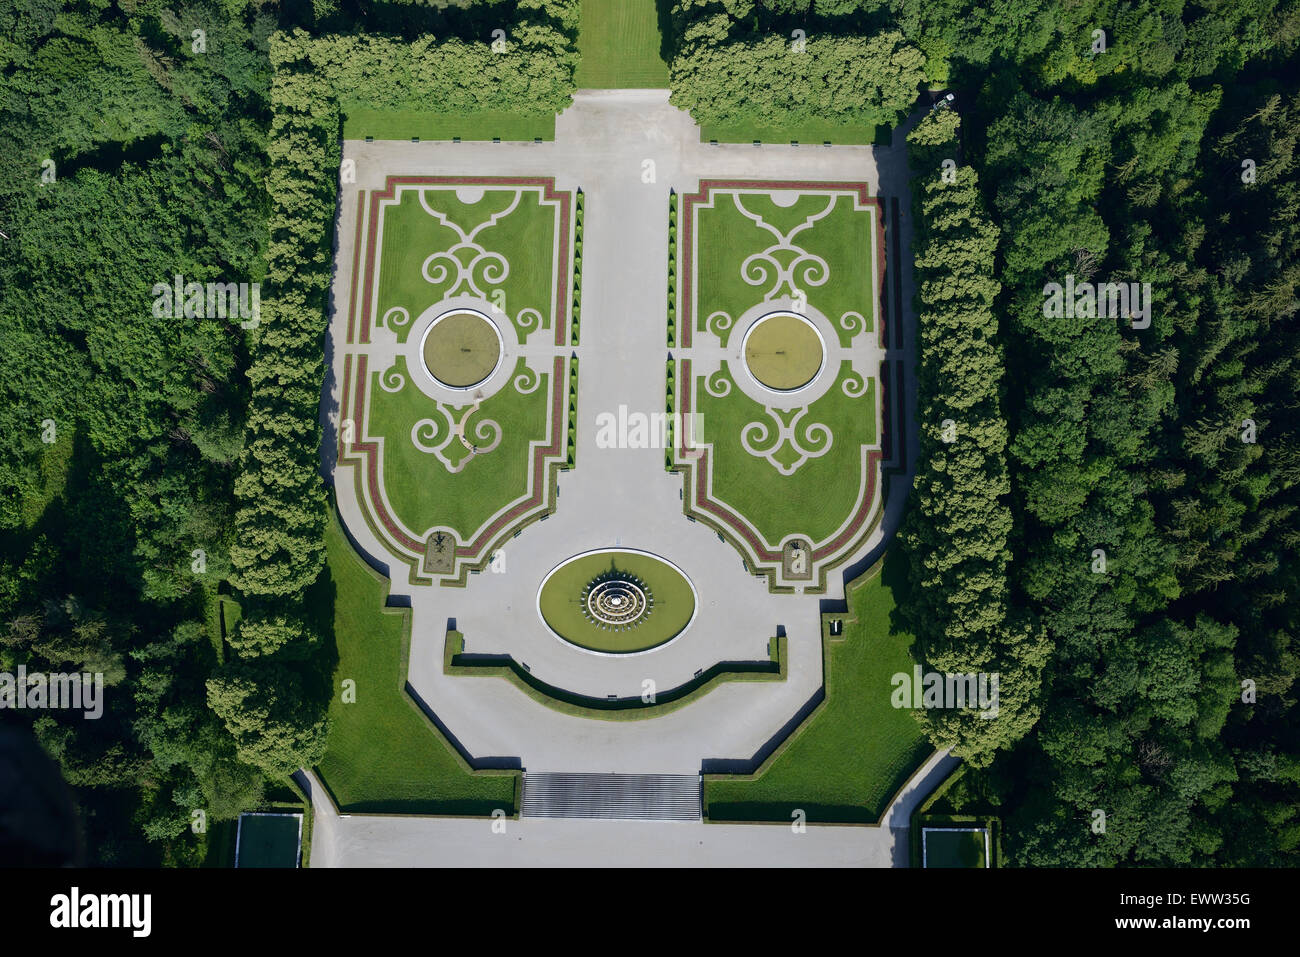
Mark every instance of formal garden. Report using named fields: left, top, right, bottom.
left=7, top=0, right=1294, bottom=869
left=338, top=179, right=575, bottom=585
left=671, top=182, right=885, bottom=589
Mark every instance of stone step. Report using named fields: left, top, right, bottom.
left=521, top=772, right=701, bottom=821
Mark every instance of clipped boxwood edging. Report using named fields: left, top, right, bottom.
left=572, top=187, right=583, bottom=346
left=566, top=354, right=579, bottom=468
left=668, top=190, right=678, bottom=348
left=444, top=630, right=786, bottom=721
left=665, top=357, right=676, bottom=471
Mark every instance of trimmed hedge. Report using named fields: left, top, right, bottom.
left=667, top=189, right=677, bottom=348
left=669, top=19, right=925, bottom=133
left=445, top=630, right=786, bottom=721
left=897, top=109, right=1048, bottom=767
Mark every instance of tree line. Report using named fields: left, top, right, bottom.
left=0, top=0, right=282, bottom=863
left=899, top=109, right=1049, bottom=767
left=903, top=2, right=1300, bottom=864
left=0, top=0, right=580, bottom=864
left=667, top=0, right=927, bottom=131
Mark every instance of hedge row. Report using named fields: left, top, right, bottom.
left=445, top=631, right=785, bottom=720
left=669, top=15, right=925, bottom=132
left=665, top=358, right=676, bottom=472
left=898, top=109, right=1049, bottom=767
left=571, top=188, right=583, bottom=346
left=566, top=355, right=578, bottom=469
left=667, top=190, right=677, bottom=348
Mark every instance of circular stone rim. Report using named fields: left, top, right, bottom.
left=739, top=310, right=828, bottom=395
left=535, top=548, right=699, bottom=658
left=418, top=307, right=505, bottom=392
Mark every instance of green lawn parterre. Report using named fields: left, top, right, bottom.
left=684, top=186, right=880, bottom=550
left=359, top=182, right=564, bottom=545
left=695, top=191, right=875, bottom=349
left=367, top=356, right=550, bottom=541
left=697, top=360, right=876, bottom=545
left=703, top=561, right=931, bottom=824
left=315, top=512, right=519, bottom=815
left=576, top=0, right=670, bottom=89
left=377, top=187, right=557, bottom=346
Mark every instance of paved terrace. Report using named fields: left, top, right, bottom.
left=303, top=751, right=955, bottom=867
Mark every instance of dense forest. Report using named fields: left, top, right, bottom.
left=971, top=62, right=1300, bottom=869
left=0, top=0, right=580, bottom=865
left=1, top=0, right=282, bottom=864
left=666, top=0, right=1300, bottom=864
left=891, top=4, right=1300, bottom=863
left=2, top=0, right=1297, bottom=865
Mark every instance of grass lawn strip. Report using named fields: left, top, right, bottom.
left=342, top=107, right=555, bottom=142
left=576, top=0, right=669, bottom=88
left=314, top=511, right=519, bottom=815
left=700, top=119, right=890, bottom=147
left=703, top=560, right=930, bottom=823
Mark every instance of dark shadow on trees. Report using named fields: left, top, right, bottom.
left=333, top=0, right=577, bottom=43
left=883, top=543, right=914, bottom=640
left=0, top=727, right=84, bottom=866
left=0, top=429, right=175, bottom=864
left=655, top=0, right=678, bottom=61
left=52, top=134, right=168, bottom=180
left=300, top=561, right=342, bottom=716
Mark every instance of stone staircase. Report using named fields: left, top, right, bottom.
left=521, top=772, right=702, bottom=821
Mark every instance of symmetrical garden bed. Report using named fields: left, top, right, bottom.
left=671, top=181, right=887, bottom=591
left=338, top=177, right=576, bottom=585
